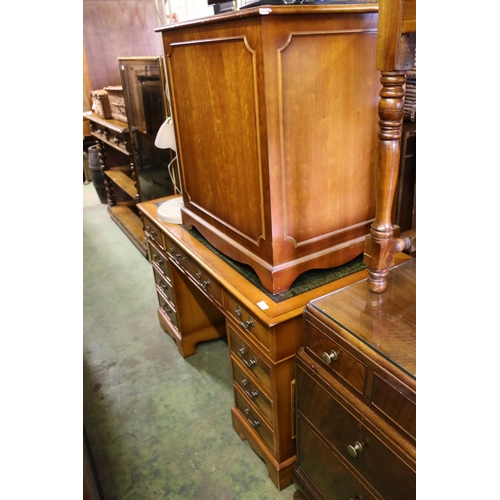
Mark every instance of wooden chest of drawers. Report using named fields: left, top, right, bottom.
left=294, top=259, right=416, bottom=500
left=138, top=197, right=412, bottom=490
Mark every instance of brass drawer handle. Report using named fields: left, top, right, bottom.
left=146, top=224, right=156, bottom=237
left=160, top=301, right=172, bottom=314
left=347, top=441, right=363, bottom=457
left=195, top=270, right=210, bottom=290
left=244, top=407, right=260, bottom=428
left=235, top=305, right=254, bottom=331
left=157, top=280, right=168, bottom=292
left=168, top=246, right=185, bottom=262
left=322, top=350, right=338, bottom=364
left=241, top=378, right=259, bottom=399
left=238, top=345, right=257, bottom=369
left=152, top=253, right=163, bottom=266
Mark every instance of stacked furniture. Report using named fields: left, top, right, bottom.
left=293, top=2, right=417, bottom=497
left=137, top=196, right=413, bottom=490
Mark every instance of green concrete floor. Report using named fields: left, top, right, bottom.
left=83, top=182, right=298, bottom=499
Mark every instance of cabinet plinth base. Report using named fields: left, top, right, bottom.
left=231, top=407, right=295, bottom=491
left=183, top=210, right=368, bottom=295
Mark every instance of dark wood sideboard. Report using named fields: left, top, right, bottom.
left=294, top=259, right=416, bottom=499
left=137, top=196, right=412, bottom=490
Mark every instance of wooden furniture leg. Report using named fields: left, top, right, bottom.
left=362, top=0, right=416, bottom=293
left=363, top=71, right=413, bottom=293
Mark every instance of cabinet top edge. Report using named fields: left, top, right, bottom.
left=155, top=5, right=379, bottom=33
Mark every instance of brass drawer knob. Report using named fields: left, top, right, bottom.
left=347, top=441, right=363, bottom=457
left=322, top=350, right=338, bottom=364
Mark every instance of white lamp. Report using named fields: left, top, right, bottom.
left=155, top=117, right=184, bottom=224
left=155, top=117, right=177, bottom=150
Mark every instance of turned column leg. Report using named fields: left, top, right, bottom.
left=96, top=140, right=115, bottom=206
left=364, top=71, right=406, bottom=293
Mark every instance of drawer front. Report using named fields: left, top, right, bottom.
left=157, top=290, right=179, bottom=329
left=148, top=241, right=170, bottom=279
left=229, top=326, right=272, bottom=395
left=297, top=418, right=378, bottom=500
left=165, top=238, right=223, bottom=308
left=234, top=388, right=275, bottom=454
left=371, top=373, right=416, bottom=441
left=182, top=257, right=223, bottom=308
left=296, top=364, right=415, bottom=500
left=232, top=361, right=273, bottom=425
left=225, top=294, right=269, bottom=352
left=153, top=267, right=175, bottom=304
left=143, top=217, right=165, bottom=250
left=305, top=319, right=366, bottom=395
left=166, top=238, right=189, bottom=268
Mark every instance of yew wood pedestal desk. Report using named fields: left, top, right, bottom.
left=138, top=197, right=411, bottom=490
left=294, top=259, right=416, bottom=499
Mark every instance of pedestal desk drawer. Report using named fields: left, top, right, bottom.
left=153, top=268, right=175, bottom=304
left=157, top=290, right=179, bottom=329
left=297, top=419, right=377, bottom=500
left=305, top=320, right=367, bottom=395
left=225, top=294, right=270, bottom=352
left=229, top=326, right=272, bottom=395
left=232, top=361, right=273, bottom=424
left=148, top=241, right=170, bottom=279
left=144, top=217, right=165, bottom=250
left=234, top=388, right=275, bottom=454
left=182, top=258, right=223, bottom=307
left=296, top=363, right=415, bottom=499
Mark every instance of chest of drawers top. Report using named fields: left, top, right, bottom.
left=308, top=259, right=416, bottom=380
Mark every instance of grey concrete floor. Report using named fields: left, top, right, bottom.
left=83, top=182, right=298, bottom=499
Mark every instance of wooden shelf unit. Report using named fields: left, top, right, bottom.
left=84, top=111, right=147, bottom=257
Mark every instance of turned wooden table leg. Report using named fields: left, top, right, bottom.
left=364, top=71, right=406, bottom=293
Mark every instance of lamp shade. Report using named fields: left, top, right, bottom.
left=155, top=117, right=177, bottom=151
